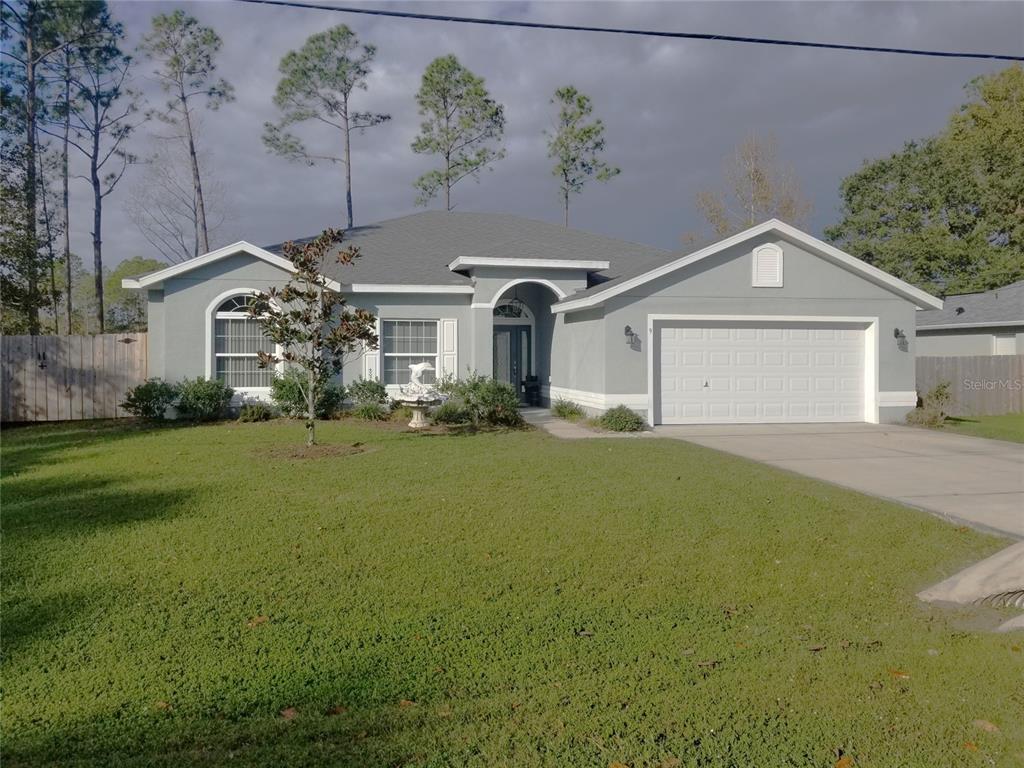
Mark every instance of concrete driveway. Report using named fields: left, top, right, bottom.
left=654, top=423, right=1024, bottom=539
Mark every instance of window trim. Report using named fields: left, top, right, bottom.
left=204, top=288, right=280, bottom=393
left=381, top=318, right=441, bottom=387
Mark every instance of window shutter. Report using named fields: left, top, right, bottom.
left=363, top=317, right=380, bottom=380
left=752, top=244, right=783, bottom=287
left=438, top=318, right=458, bottom=378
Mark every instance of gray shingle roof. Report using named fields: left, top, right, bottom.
left=262, top=211, right=673, bottom=289
left=916, top=280, right=1024, bottom=328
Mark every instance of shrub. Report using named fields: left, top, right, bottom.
left=352, top=402, right=388, bottom=421
left=121, top=379, right=177, bottom=420
left=599, top=405, right=646, bottom=432
left=270, top=369, right=345, bottom=419
left=432, top=400, right=472, bottom=425
left=469, top=379, right=523, bottom=427
left=349, top=377, right=389, bottom=406
left=238, top=402, right=274, bottom=422
left=440, top=373, right=523, bottom=428
left=906, top=381, right=952, bottom=428
left=552, top=398, right=585, bottom=421
left=176, top=378, right=234, bottom=422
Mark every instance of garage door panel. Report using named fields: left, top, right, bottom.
left=658, top=322, right=865, bottom=424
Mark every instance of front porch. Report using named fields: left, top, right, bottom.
left=474, top=280, right=562, bottom=404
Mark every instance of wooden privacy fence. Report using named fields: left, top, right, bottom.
left=1, top=334, right=148, bottom=422
left=916, top=355, right=1024, bottom=416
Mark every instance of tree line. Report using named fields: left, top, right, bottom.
left=2, top=3, right=235, bottom=335
left=3, top=1, right=1021, bottom=338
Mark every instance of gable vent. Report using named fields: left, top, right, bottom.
left=752, top=244, right=783, bottom=287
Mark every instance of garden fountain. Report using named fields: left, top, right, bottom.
left=394, top=361, right=442, bottom=429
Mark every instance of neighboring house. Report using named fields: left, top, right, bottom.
left=916, top=280, right=1024, bottom=357
left=123, top=212, right=942, bottom=425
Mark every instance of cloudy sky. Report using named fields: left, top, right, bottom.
left=79, top=0, right=1022, bottom=268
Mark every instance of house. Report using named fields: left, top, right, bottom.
left=122, top=212, right=942, bottom=425
left=915, top=280, right=1024, bottom=357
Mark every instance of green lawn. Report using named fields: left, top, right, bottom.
left=2, top=420, right=1021, bottom=767
left=943, top=412, right=1024, bottom=443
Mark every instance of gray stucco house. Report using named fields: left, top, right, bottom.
left=915, top=280, right=1023, bottom=357
left=123, top=212, right=942, bottom=424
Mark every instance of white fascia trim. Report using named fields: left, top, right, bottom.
left=120, top=241, right=342, bottom=292
left=879, top=391, right=917, bottom=407
left=552, top=219, right=943, bottom=314
left=448, top=256, right=610, bottom=272
left=349, top=283, right=475, bottom=294
left=545, top=385, right=647, bottom=411
left=917, top=320, right=1023, bottom=331
left=645, top=314, right=880, bottom=426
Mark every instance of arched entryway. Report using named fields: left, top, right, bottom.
left=490, top=281, right=561, bottom=404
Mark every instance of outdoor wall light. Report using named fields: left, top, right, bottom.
left=893, top=327, right=909, bottom=353
left=624, top=325, right=640, bottom=345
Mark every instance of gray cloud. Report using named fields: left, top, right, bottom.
left=70, top=0, right=1023, bottom=268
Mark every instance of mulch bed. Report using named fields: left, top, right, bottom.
left=260, top=442, right=370, bottom=460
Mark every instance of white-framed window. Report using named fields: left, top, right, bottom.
left=382, top=319, right=438, bottom=386
left=752, top=243, right=784, bottom=287
left=213, top=295, right=275, bottom=389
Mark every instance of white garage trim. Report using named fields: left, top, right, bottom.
left=646, top=314, right=880, bottom=425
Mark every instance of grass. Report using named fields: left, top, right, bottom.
left=2, top=419, right=1021, bottom=767
left=942, top=412, right=1024, bottom=443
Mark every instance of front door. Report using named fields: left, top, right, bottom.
left=493, top=325, right=532, bottom=400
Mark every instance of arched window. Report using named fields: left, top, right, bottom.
left=213, top=294, right=275, bottom=388
left=493, top=300, right=535, bottom=323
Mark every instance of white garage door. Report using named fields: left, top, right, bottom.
left=658, top=323, right=866, bottom=424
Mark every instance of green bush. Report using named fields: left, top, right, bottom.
left=121, top=379, right=177, bottom=420
left=906, top=381, right=952, bottom=428
left=348, top=377, right=389, bottom=406
left=599, top=405, right=646, bottom=432
left=475, top=380, right=523, bottom=427
left=352, top=402, right=388, bottom=421
left=432, top=400, right=472, bottom=425
left=238, top=402, right=274, bottom=422
left=552, top=398, right=585, bottom=421
left=176, top=378, right=234, bottom=422
left=440, top=373, right=523, bottom=428
left=270, top=369, right=345, bottom=419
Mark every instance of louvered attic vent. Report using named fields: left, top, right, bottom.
left=752, top=243, right=783, bottom=287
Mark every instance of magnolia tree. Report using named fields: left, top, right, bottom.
left=247, top=229, right=377, bottom=446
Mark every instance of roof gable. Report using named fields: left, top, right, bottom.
left=552, top=220, right=943, bottom=312
left=119, top=241, right=338, bottom=290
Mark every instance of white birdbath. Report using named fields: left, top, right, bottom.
left=394, top=362, right=442, bottom=430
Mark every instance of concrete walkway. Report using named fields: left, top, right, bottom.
left=522, top=408, right=653, bottom=439
left=653, top=423, right=1024, bottom=539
